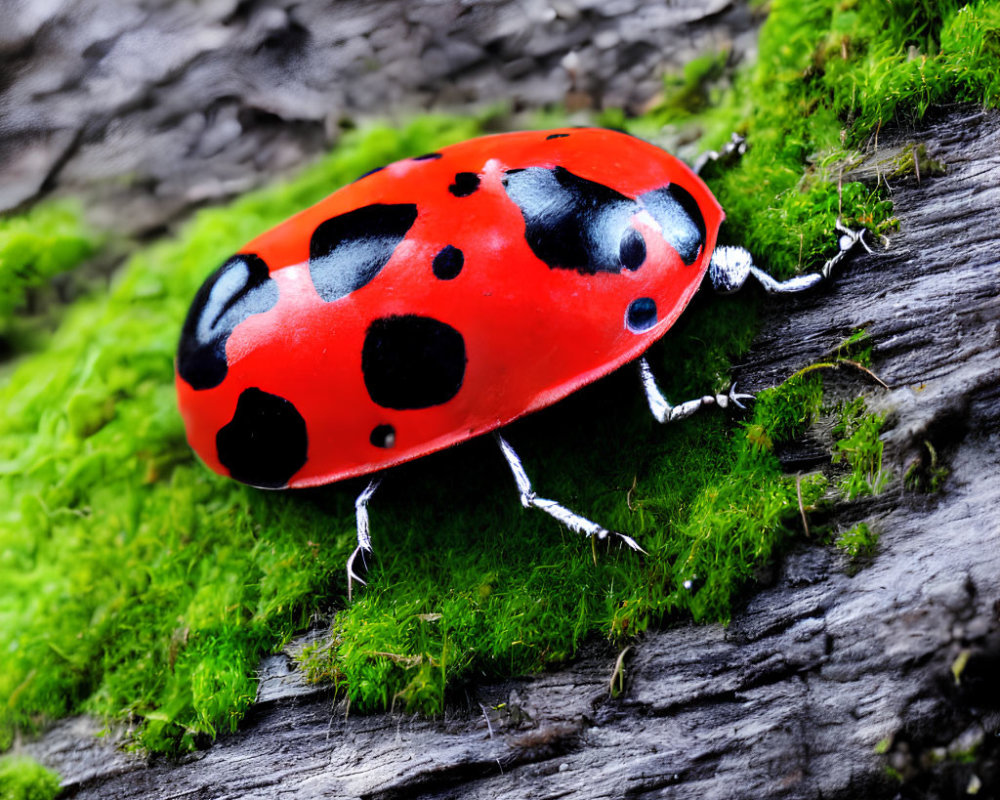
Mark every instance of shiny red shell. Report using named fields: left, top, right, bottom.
left=176, top=128, right=723, bottom=489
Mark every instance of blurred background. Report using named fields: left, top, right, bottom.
left=0, top=0, right=757, bottom=234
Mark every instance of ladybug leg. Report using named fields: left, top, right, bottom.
left=709, top=222, right=871, bottom=295
left=639, top=357, right=753, bottom=423
left=346, top=478, right=381, bottom=601
left=693, top=133, right=747, bottom=175
left=495, top=433, right=644, bottom=553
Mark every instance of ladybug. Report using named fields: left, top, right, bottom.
left=176, top=128, right=867, bottom=595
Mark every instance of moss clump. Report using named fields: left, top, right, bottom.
left=0, top=202, right=101, bottom=348
left=0, top=756, right=60, bottom=800
left=0, top=202, right=98, bottom=320
left=835, top=522, right=879, bottom=561
left=904, top=440, right=950, bottom=494
left=833, top=398, right=889, bottom=499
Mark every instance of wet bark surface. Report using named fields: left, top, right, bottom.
left=21, top=107, right=1000, bottom=800
left=0, top=0, right=758, bottom=234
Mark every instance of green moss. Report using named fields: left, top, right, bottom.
left=834, top=328, right=874, bottom=367
left=0, top=202, right=101, bottom=330
left=0, top=154, right=822, bottom=747
left=904, top=440, right=950, bottom=493
left=0, top=756, right=60, bottom=800
left=833, top=399, right=889, bottom=499
left=651, top=50, right=733, bottom=119
left=835, top=522, right=879, bottom=561
left=886, top=142, right=947, bottom=181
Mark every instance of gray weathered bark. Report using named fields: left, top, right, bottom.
left=0, top=0, right=757, bottom=233
left=20, top=108, right=1000, bottom=800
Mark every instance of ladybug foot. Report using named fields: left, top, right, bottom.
left=822, top=220, right=874, bottom=279
left=496, top=433, right=645, bottom=553
left=639, top=358, right=753, bottom=423
left=347, top=478, right=381, bottom=601
left=346, top=544, right=371, bottom=602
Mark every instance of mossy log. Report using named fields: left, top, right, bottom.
left=20, top=107, right=1000, bottom=799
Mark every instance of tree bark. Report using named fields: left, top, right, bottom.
left=0, top=0, right=757, bottom=233
left=20, top=107, right=1000, bottom=800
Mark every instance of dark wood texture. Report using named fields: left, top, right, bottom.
left=20, top=108, right=1000, bottom=799
left=0, top=0, right=757, bottom=233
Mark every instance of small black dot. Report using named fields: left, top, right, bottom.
left=619, top=228, right=646, bottom=271
left=413, top=152, right=443, bottom=161
left=370, top=424, right=396, bottom=448
left=626, top=297, right=658, bottom=333
left=546, top=133, right=569, bottom=140
left=432, top=245, right=464, bottom=280
left=449, top=172, right=480, bottom=197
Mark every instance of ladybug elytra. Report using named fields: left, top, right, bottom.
left=176, top=128, right=868, bottom=595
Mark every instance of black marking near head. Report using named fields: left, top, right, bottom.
left=413, top=152, right=443, bottom=161
left=309, top=203, right=418, bottom=302
left=639, top=184, right=706, bottom=265
left=619, top=228, right=646, bottom=271
left=353, top=165, right=385, bottom=182
left=216, top=388, right=308, bottom=488
left=626, top=297, right=658, bottom=333
left=432, top=245, right=464, bottom=280
left=502, top=166, right=640, bottom=275
left=546, top=133, right=569, bottom=140
left=178, top=254, right=278, bottom=391
left=370, top=424, right=396, bottom=448
left=362, top=315, right=466, bottom=410
left=449, top=172, right=480, bottom=197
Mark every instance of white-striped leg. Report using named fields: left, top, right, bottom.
left=639, top=357, right=753, bottom=424
left=495, top=433, right=643, bottom=553
left=346, top=478, right=381, bottom=601
left=709, top=220, right=872, bottom=295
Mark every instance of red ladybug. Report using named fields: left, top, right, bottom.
left=176, top=128, right=867, bottom=594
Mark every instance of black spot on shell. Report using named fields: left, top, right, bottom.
left=546, top=133, right=569, bottom=139
left=362, top=315, right=466, bottom=410
left=370, top=424, right=396, bottom=448
left=626, top=297, right=658, bottom=333
left=216, top=388, right=308, bottom=488
left=353, top=165, right=385, bottom=182
left=502, top=166, right=639, bottom=274
left=177, top=254, right=278, bottom=391
left=639, top=184, right=706, bottom=265
left=432, top=245, right=464, bottom=280
left=309, top=204, right=418, bottom=302
left=413, top=152, right=443, bottom=161
left=619, top=228, right=646, bottom=271
left=449, top=172, right=480, bottom=197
